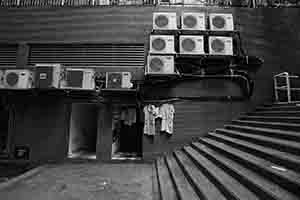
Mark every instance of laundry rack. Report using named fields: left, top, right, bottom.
left=274, top=72, right=300, bottom=103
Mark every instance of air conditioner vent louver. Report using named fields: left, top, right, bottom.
left=182, top=38, right=196, bottom=52
left=155, top=15, right=169, bottom=28
left=149, top=57, right=164, bottom=72
left=152, top=38, right=166, bottom=51
left=6, top=72, right=19, bottom=87
left=212, top=16, right=226, bottom=29
left=211, top=38, right=225, bottom=52
left=183, top=15, right=197, bottom=29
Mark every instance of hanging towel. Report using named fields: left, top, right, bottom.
left=159, top=103, right=175, bottom=134
left=143, top=105, right=159, bottom=135
left=121, top=108, right=136, bottom=126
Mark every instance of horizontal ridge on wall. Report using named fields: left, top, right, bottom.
left=28, top=43, right=145, bottom=67
left=0, top=44, right=17, bottom=66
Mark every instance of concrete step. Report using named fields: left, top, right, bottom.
left=191, top=142, right=299, bottom=200
left=198, top=137, right=300, bottom=197
left=232, top=119, right=300, bottom=131
left=207, top=132, right=300, bottom=173
left=173, top=150, right=227, bottom=200
left=225, top=124, right=300, bottom=142
left=239, top=116, right=300, bottom=123
left=215, top=128, right=300, bottom=155
left=156, top=157, right=178, bottom=200
left=183, top=146, right=259, bottom=200
left=165, top=156, right=199, bottom=200
left=248, top=111, right=300, bottom=117
left=256, top=105, right=300, bottom=111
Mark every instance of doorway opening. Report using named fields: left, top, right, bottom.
left=111, top=105, right=142, bottom=160
left=0, top=100, right=10, bottom=158
left=68, top=103, right=98, bottom=160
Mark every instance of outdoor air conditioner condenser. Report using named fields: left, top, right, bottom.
left=60, top=68, right=95, bottom=90
left=179, top=35, right=205, bottom=55
left=146, top=55, right=174, bottom=74
left=209, top=13, right=234, bottom=31
left=181, top=12, right=206, bottom=30
left=153, top=12, right=177, bottom=30
left=150, top=35, right=175, bottom=54
left=3, top=69, right=33, bottom=89
left=209, top=36, right=233, bottom=55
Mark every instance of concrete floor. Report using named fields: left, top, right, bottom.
left=0, top=162, right=154, bottom=200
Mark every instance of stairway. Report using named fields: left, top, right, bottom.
left=155, top=102, right=300, bottom=200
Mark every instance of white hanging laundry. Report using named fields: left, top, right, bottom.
left=159, top=103, right=175, bottom=134
left=143, top=105, right=159, bottom=135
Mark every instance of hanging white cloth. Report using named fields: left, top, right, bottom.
left=159, top=103, right=175, bottom=134
left=143, top=105, right=159, bottom=135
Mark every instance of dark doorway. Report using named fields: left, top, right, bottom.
left=68, top=103, right=98, bottom=160
left=111, top=106, right=142, bottom=160
left=0, top=101, right=10, bottom=157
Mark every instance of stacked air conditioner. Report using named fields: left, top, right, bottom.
left=208, top=13, right=234, bottom=55
left=146, top=12, right=235, bottom=76
left=146, top=12, right=177, bottom=75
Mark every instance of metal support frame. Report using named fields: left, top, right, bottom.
left=274, top=72, right=300, bottom=103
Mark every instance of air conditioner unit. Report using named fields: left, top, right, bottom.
left=146, top=55, right=174, bottom=74
left=106, top=72, right=133, bottom=89
left=150, top=35, right=175, bottom=54
left=0, top=70, right=4, bottom=89
left=3, top=69, right=33, bottom=89
left=181, top=12, right=206, bottom=30
left=60, top=68, right=95, bottom=90
left=209, top=13, right=234, bottom=31
left=153, top=12, right=177, bottom=30
left=34, top=64, right=62, bottom=89
left=209, top=36, right=233, bottom=55
left=179, top=35, right=205, bottom=55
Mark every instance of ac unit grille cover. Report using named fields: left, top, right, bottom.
left=149, top=57, right=164, bottom=72
left=107, top=73, right=122, bottom=88
left=182, top=38, right=196, bottom=52
left=155, top=15, right=169, bottom=28
left=183, top=15, right=197, bottom=28
left=6, top=72, right=19, bottom=86
left=212, top=16, right=226, bottom=29
left=66, top=70, right=83, bottom=88
left=152, top=38, right=166, bottom=51
left=211, top=38, right=225, bottom=52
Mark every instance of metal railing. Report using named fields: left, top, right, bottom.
left=274, top=72, right=300, bottom=103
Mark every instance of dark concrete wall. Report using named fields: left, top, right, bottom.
left=10, top=96, right=70, bottom=163
left=1, top=7, right=300, bottom=161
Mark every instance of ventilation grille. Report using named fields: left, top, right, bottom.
left=0, top=44, right=17, bottom=66
left=28, top=44, right=145, bottom=67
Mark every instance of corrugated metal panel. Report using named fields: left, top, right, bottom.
left=28, top=43, right=145, bottom=66
left=0, top=44, right=17, bottom=66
